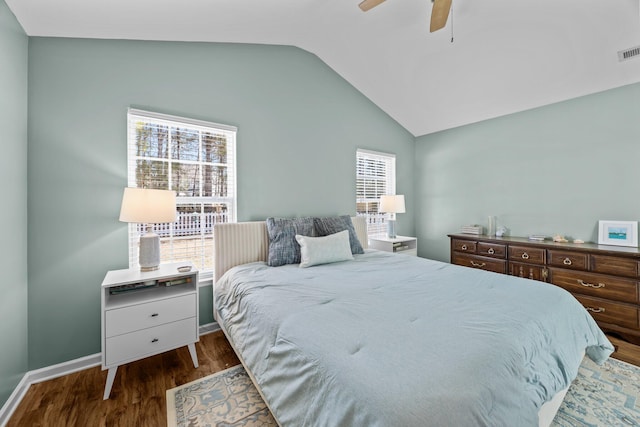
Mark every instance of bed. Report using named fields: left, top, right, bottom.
left=213, top=217, right=614, bottom=426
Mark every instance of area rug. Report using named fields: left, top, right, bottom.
left=166, top=365, right=277, bottom=427
left=167, top=358, right=640, bottom=427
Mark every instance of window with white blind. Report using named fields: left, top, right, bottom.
left=127, top=108, right=237, bottom=281
left=356, top=149, right=396, bottom=237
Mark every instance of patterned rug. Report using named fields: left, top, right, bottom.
left=167, top=358, right=640, bottom=427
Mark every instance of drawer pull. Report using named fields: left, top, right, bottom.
left=577, top=279, right=605, bottom=289
left=586, top=307, right=605, bottom=314
left=563, top=258, right=572, bottom=266
left=487, top=248, right=495, bottom=255
left=151, top=338, right=159, bottom=343
left=521, top=253, right=529, bottom=260
left=151, top=313, right=159, bottom=317
left=470, top=261, right=486, bottom=268
left=461, top=244, right=468, bottom=251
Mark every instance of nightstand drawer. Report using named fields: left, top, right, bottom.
left=104, top=317, right=197, bottom=366
left=105, top=294, right=196, bottom=338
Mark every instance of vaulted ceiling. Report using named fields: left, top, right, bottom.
left=7, top=0, right=640, bottom=136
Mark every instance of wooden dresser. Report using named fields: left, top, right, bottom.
left=449, top=234, right=640, bottom=346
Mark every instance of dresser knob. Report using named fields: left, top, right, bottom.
left=521, top=253, right=529, bottom=260
left=487, top=248, right=495, bottom=255
left=563, top=258, right=572, bottom=266
left=586, top=307, right=605, bottom=314
left=461, top=244, right=467, bottom=251
left=470, top=261, right=486, bottom=268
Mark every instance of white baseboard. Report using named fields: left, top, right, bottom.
left=0, top=373, right=29, bottom=427
left=199, top=321, right=220, bottom=336
left=0, top=322, right=220, bottom=426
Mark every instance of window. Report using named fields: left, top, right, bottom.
left=127, top=109, right=237, bottom=281
left=356, top=149, right=396, bottom=236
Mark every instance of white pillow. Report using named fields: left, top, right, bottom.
left=295, top=230, right=354, bottom=268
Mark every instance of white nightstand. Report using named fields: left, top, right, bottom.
left=101, top=262, right=199, bottom=399
left=368, top=235, right=418, bottom=256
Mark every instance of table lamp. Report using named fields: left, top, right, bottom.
left=380, top=194, right=405, bottom=239
left=119, top=188, right=177, bottom=271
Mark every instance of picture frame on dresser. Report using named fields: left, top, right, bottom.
left=598, top=220, right=638, bottom=247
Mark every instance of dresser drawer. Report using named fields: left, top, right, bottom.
left=105, top=294, right=196, bottom=338
left=549, top=268, right=639, bottom=304
left=104, top=317, right=197, bottom=366
left=477, top=242, right=506, bottom=259
left=508, top=246, right=545, bottom=265
left=591, top=255, right=638, bottom=278
left=547, top=250, right=588, bottom=270
left=573, top=295, right=639, bottom=330
left=452, top=239, right=476, bottom=254
left=508, top=262, right=546, bottom=281
left=452, top=253, right=506, bottom=274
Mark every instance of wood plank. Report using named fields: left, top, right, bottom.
left=6, top=331, right=239, bottom=427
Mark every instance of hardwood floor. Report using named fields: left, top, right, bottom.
left=7, top=330, right=640, bottom=426
left=7, top=331, right=239, bottom=427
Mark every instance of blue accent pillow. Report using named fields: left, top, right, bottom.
left=313, top=215, right=364, bottom=255
left=266, top=217, right=315, bottom=267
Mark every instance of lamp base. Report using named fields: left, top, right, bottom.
left=387, top=219, right=397, bottom=239
left=139, top=227, right=160, bottom=271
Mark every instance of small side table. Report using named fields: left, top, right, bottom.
left=369, top=235, right=418, bottom=256
left=101, top=262, right=199, bottom=399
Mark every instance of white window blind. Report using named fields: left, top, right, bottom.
left=127, top=108, right=237, bottom=281
left=356, top=149, right=396, bottom=237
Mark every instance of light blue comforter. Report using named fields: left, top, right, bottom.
left=215, top=251, right=614, bottom=426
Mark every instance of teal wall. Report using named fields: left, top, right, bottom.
left=0, top=0, right=28, bottom=408
left=11, top=12, right=640, bottom=400
left=415, top=83, right=640, bottom=261
left=27, top=38, right=415, bottom=369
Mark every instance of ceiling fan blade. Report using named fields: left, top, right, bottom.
left=430, top=0, right=452, bottom=32
left=359, top=0, right=387, bottom=12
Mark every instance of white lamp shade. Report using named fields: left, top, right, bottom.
left=119, top=188, right=177, bottom=223
left=379, top=194, right=406, bottom=214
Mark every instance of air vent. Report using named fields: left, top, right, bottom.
left=618, top=45, right=640, bottom=62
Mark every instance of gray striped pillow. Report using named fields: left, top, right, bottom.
left=266, top=217, right=315, bottom=266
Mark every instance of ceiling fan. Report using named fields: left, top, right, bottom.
left=359, top=0, right=452, bottom=32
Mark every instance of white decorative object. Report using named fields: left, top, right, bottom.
left=380, top=194, right=406, bottom=239
left=119, top=187, right=177, bottom=271
left=598, top=220, right=638, bottom=247
left=487, top=216, right=497, bottom=236
left=101, top=262, right=199, bottom=399
left=496, top=226, right=508, bottom=237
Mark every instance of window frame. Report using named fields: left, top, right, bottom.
left=126, top=108, right=237, bottom=282
left=356, top=148, right=396, bottom=237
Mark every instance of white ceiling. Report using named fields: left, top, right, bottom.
left=6, top=0, right=640, bottom=136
